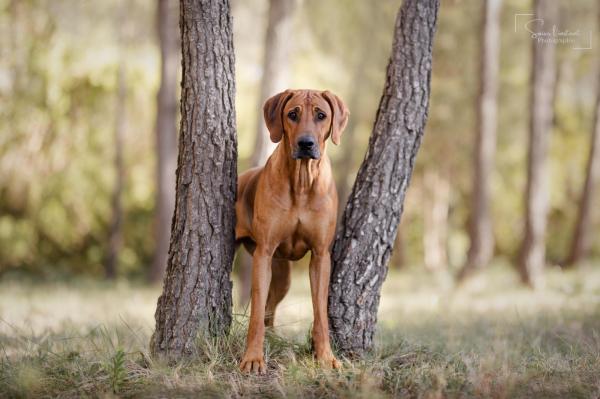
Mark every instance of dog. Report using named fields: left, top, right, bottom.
left=236, top=89, right=349, bottom=373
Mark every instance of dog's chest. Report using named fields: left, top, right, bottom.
left=272, top=211, right=315, bottom=260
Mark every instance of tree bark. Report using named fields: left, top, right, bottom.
left=250, top=0, right=296, bottom=167
left=105, top=61, right=126, bottom=280
left=328, top=0, right=440, bottom=357
left=150, top=0, right=237, bottom=361
left=150, top=0, right=180, bottom=284
left=457, top=0, right=502, bottom=281
left=518, top=0, right=558, bottom=288
left=566, top=75, right=600, bottom=266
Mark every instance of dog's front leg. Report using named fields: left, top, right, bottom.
left=240, top=246, right=272, bottom=373
left=309, top=249, right=341, bottom=369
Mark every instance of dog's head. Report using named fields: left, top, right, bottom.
left=263, top=89, right=349, bottom=160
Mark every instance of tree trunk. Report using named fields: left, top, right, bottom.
left=422, top=170, right=449, bottom=272
left=518, top=0, right=558, bottom=288
left=391, top=222, right=406, bottom=269
left=335, top=31, right=374, bottom=220
left=236, top=0, right=296, bottom=307
left=150, top=0, right=180, bottom=284
left=328, top=0, right=440, bottom=357
left=150, top=0, right=237, bottom=361
left=105, top=61, right=126, bottom=280
left=250, top=0, right=296, bottom=167
left=566, top=76, right=600, bottom=266
left=457, top=0, right=502, bottom=281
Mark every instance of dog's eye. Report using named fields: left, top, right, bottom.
left=287, top=111, right=297, bottom=121
left=317, top=112, right=326, bottom=120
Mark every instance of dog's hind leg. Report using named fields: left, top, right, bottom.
left=264, top=259, right=291, bottom=327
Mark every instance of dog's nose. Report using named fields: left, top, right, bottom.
left=297, top=136, right=316, bottom=150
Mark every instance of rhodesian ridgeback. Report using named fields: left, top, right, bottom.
left=236, top=89, right=349, bottom=373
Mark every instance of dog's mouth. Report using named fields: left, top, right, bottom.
left=292, top=149, right=320, bottom=160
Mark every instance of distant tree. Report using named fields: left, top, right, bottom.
left=250, top=0, right=296, bottom=167
left=565, top=71, right=600, bottom=266
left=328, top=0, right=440, bottom=356
left=149, top=0, right=180, bottom=284
left=458, top=0, right=502, bottom=281
left=518, top=0, right=558, bottom=288
left=151, top=0, right=237, bottom=360
left=422, top=170, right=449, bottom=272
left=106, top=57, right=127, bottom=280
left=335, top=24, right=376, bottom=219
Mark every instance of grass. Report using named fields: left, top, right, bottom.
left=1, top=263, right=600, bottom=398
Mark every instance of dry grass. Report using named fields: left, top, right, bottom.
left=1, top=263, right=600, bottom=398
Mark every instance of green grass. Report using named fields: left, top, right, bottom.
left=1, top=264, right=600, bottom=398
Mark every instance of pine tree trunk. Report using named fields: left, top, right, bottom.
left=458, top=0, right=502, bottom=281
left=566, top=77, right=600, bottom=266
left=328, top=0, right=440, bottom=357
left=150, top=0, right=180, bottom=283
left=106, top=61, right=126, bottom=280
left=518, top=0, right=558, bottom=288
left=150, top=0, right=237, bottom=361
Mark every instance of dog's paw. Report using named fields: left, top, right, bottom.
left=315, top=351, right=342, bottom=369
left=240, top=351, right=266, bottom=374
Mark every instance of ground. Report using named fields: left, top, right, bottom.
left=1, top=263, right=599, bottom=398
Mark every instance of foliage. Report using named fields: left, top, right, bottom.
left=0, top=0, right=599, bottom=278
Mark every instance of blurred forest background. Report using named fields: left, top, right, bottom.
left=0, top=0, right=598, bottom=283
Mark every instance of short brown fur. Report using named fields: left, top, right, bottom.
left=236, top=89, right=349, bottom=373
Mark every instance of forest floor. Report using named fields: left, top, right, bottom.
left=1, top=263, right=600, bottom=398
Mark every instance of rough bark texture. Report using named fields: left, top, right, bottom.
left=150, top=0, right=180, bottom=283
left=250, top=0, right=295, bottom=167
left=518, top=0, right=558, bottom=288
left=566, top=75, right=600, bottom=266
left=150, top=0, right=237, bottom=361
left=328, top=0, right=440, bottom=357
left=106, top=61, right=126, bottom=280
left=458, top=0, right=502, bottom=281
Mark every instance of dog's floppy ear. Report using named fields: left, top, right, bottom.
left=322, top=91, right=349, bottom=145
left=263, top=90, right=294, bottom=143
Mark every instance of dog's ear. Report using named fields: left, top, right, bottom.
left=263, top=90, right=294, bottom=143
left=322, top=91, right=349, bottom=145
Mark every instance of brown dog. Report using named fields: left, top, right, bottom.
left=236, top=89, right=349, bottom=373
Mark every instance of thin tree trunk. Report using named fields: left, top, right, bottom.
left=391, top=222, right=406, bottom=269
left=457, top=0, right=502, bottom=281
left=150, top=0, right=180, bottom=284
left=250, top=0, right=295, bottom=167
left=106, top=61, right=126, bottom=280
left=518, top=0, right=558, bottom=288
left=422, top=170, right=449, bottom=272
left=566, top=77, right=600, bottom=266
left=335, top=32, right=373, bottom=220
left=150, top=0, right=237, bottom=361
left=237, top=0, right=296, bottom=307
left=328, top=0, right=440, bottom=357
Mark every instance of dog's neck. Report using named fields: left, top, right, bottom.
left=291, top=158, right=320, bottom=194
left=272, top=143, right=323, bottom=195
